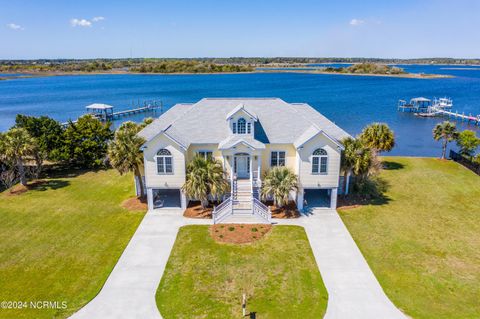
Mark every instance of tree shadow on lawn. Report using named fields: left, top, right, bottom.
left=41, top=164, right=104, bottom=179
left=337, top=176, right=392, bottom=209
left=28, top=179, right=70, bottom=191
left=382, top=161, right=405, bottom=170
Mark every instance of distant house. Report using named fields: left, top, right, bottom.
left=138, top=98, right=350, bottom=218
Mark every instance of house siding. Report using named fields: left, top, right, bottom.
left=143, top=134, right=186, bottom=189
left=297, top=134, right=341, bottom=189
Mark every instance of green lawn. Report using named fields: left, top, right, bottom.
left=339, top=157, right=480, bottom=319
left=0, top=170, right=145, bottom=319
left=156, top=225, right=328, bottom=319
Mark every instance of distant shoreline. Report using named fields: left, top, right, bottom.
left=0, top=68, right=454, bottom=80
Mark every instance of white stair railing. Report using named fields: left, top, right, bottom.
left=252, top=197, right=271, bottom=223
left=212, top=198, right=233, bottom=224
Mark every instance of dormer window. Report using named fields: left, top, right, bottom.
left=237, top=118, right=246, bottom=134
left=233, top=117, right=251, bottom=135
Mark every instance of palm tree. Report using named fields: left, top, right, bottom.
left=341, top=137, right=373, bottom=187
left=108, top=122, right=146, bottom=196
left=2, top=128, right=36, bottom=186
left=359, top=123, right=395, bottom=155
left=261, top=166, right=298, bottom=208
left=182, top=156, right=229, bottom=209
left=433, top=121, right=458, bottom=159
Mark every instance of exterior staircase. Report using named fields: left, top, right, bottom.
left=212, top=176, right=271, bottom=224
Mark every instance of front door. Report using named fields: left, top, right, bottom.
left=235, top=156, right=250, bottom=179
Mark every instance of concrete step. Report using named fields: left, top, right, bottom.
left=219, top=214, right=269, bottom=224
left=233, top=209, right=253, bottom=215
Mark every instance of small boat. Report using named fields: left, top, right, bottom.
left=415, top=112, right=437, bottom=117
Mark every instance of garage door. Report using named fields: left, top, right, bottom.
left=304, top=189, right=331, bottom=209
left=152, top=189, right=181, bottom=208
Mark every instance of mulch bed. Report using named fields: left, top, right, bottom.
left=121, top=197, right=148, bottom=211
left=210, top=224, right=272, bottom=244
left=183, top=201, right=213, bottom=219
left=5, top=180, right=48, bottom=196
left=266, top=200, right=301, bottom=218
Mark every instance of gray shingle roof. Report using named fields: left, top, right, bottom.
left=138, top=98, right=350, bottom=148
left=218, top=135, right=266, bottom=150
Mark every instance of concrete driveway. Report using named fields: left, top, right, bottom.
left=70, top=209, right=209, bottom=319
left=72, top=208, right=406, bottom=319
left=277, top=209, right=406, bottom=319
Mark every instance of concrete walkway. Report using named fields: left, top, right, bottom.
left=72, top=208, right=406, bottom=319
left=277, top=209, right=406, bottom=319
left=70, top=209, right=209, bottom=319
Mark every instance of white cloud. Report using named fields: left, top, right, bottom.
left=70, top=17, right=105, bottom=27
left=6, top=23, right=24, bottom=30
left=70, top=18, right=92, bottom=27
left=349, top=19, right=365, bottom=26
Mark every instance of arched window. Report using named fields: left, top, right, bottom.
left=156, top=149, right=173, bottom=174
left=312, top=148, right=328, bottom=174
left=237, top=118, right=246, bottom=134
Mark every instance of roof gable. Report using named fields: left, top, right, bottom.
left=225, top=103, right=258, bottom=121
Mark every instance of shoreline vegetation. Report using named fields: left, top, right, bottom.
left=0, top=58, right=458, bottom=79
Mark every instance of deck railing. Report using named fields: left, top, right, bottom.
left=212, top=197, right=233, bottom=224
left=252, top=197, right=271, bottom=223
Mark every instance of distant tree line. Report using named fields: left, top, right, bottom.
left=130, top=60, right=254, bottom=73
left=1, top=57, right=479, bottom=74
left=323, top=63, right=405, bottom=75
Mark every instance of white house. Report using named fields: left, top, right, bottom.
left=138, top=98, right=350, bottom=221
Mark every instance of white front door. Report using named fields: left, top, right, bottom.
left=235, top=156, right=250, bottom=179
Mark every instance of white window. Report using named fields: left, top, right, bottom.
left=197, top=151, right=213, bottom=160
left=270, top=151, right=286, bottom=167
left=237, top=118, right=246, bottom=134
left=156, top=149, right=173, bottom=174
left=312, top=148, right=328, bottom=174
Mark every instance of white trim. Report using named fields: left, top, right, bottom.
left=312, top=148, right=328, bottom=175
left=197, top=150, right=213, bottom=160
left=155, top=149, right=174, bottom=175
left=270, top=150, right=286, bottom=167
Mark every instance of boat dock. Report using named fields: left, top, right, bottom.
left=430, top=108, right=480, bottom=125
left=398, top=97, right=480, bottom=126
left=62, top=100, right=163, bottom=127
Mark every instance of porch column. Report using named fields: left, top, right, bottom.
left=180, top=190, right=187, bottom=210
left=249, top=155, right=253, bottom=181
left=345, top=171, right=351, bottom=195
left=297, top=187, right=304, bottom=210
left=147, top=188, right=154, bottom=211
left=257, top=154, right=262, bottom=181
left=330, top=187, right=338, bottom=209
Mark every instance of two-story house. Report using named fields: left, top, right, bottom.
left=138, top=98, right=350, bottom=217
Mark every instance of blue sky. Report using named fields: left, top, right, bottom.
left=1, top=0, right=479, bottom=59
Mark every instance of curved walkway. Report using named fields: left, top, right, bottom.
left=71, top=208, right=406, bottom=319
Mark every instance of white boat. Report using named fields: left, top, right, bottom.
left=433, top=97, right=453, bottom=109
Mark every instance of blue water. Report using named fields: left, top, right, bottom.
left=1, top=65, right=479, bottom=156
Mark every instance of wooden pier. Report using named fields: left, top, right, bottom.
left=61, top=100, right=163, bottom=127
left=431, top=107, right=480, bottom=125
left=398, top=97, right=480, bottom=126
